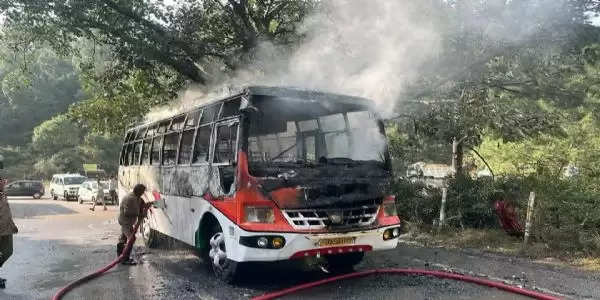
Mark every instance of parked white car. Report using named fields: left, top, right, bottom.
left=50, top=174, right=87, bottom=201
left=78, top=180, right=112, bottom=204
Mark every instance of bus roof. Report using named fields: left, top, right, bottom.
left=127, top=86, right=376, bottom=131
left=247, top=86, right=375, bottom=108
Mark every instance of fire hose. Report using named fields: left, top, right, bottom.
left=251, top=268, right=562, bottom=300
left=52, top=203, right=560, bottom=300
left=52, top=202, right=152, bottom=300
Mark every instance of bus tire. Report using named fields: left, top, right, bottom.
left=207, top=222, right=239, bottom=283
left=141, top=217, right=158, bottom=248
left=326, top=252, right=364, bottom=272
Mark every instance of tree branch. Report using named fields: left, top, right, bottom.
left=468, top=146, right=495, bottom=179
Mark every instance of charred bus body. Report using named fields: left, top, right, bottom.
left=119, top=86, right=401, bottom=282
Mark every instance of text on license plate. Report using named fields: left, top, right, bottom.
left=318, top=237, right=356, bottom=247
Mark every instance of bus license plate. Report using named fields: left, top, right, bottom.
left=318, top=237, right=356, bottom=247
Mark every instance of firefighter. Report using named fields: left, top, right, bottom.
left=117, top=184, right=146, bottom=265
left=0, top=155, right=18, bottom=289
left=108, top=175, right=118, bottom=205
left=90, top=177, right=106, bottom=211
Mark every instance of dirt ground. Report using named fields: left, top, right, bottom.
left=1, top=197, right=599, bottom=300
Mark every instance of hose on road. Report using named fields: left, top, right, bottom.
left=51, top=200, right=560, bottom=300
left=251, top=268, right=562, bottom=300
left=52, top=208, right=146, bottom=300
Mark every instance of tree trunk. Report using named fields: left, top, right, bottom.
left=452, top=137, right=464, bottom=176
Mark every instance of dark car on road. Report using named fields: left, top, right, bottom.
left=5, top=180, right=45, bottom=199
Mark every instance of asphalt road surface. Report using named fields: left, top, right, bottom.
left=1, top=197, right=599, bottom=300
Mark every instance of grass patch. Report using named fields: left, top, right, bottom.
left=573, top=257, right=600, bottom=272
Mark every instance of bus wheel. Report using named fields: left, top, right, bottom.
left=141, top=217, right=158, bottom=248
left=326, top=252, right=364, bottom=273
left=208, top=224, right=239, bottom=283
left=33, top=192, right=42, bottom=199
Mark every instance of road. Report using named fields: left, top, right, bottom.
left=1, top=197, right=599, bottom=300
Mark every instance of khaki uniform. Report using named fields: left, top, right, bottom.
left=108, top=178, right=118, bottom=204
left=0, top=179, right=17, bottom=267
left=118, top=192, right=143, bottom=244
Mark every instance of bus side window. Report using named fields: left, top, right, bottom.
left=193, top=125, right=212, bottom=164
left=163, top=133, right=179, bottom=165
left=158, top=121, right=169, bottom=134
left=151, top=136, right=162, bottom=165
left=125, top=144, right=134, bottom=166
left=179, top=130, right=194, bottom=164
left=141, top=139, right=151, bottom=165
left=221, top=99, right=241, bottom=118
left=136, top=127, right=148, bottom=140
left=200, top=105, right=220, bottom=125
left=185, top=110, right=201, bottom=129
left=120, top=144, right=127, bottom=165
left=132, top=142, right=142, bottom=165
left=171, top=116, right=185, bottom=131
left=214, top=123, right=238, bottom=164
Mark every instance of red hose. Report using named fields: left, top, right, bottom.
left=251, top=268, right=562, bottom=300
left=51, top=218, right=142, bottom=300
left=51, top=200, right=559, bottom=300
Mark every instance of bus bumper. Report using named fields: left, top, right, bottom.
left=227, top=225, right=400, bottom=263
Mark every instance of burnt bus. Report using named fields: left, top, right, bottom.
left=119, top=86, right=401, bottom=282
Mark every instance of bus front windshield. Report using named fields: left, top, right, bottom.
left=248, top=111, right=386, bottom=164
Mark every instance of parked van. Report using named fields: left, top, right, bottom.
left=50, top=174, right=87, bottom=201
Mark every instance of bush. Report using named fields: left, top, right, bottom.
left=394, top=173, right=600, bottom=254
left=393, top=179, right=441, bottom=225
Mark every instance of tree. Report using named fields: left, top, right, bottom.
left=32, top=115, right=84, bottom=157
left=0, top=0, right=316, bottom=83
left=0, top=47, right=83, bottom=146
left=80, top=133, right=122, bottom=174
left=393, top=0, right=600, bottom=175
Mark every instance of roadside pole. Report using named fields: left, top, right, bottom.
left=438, top=187, right=448, bottom=230
left=523, top=191, right=536, bottom=246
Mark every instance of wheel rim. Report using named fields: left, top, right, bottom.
left=208, top=232, right=227, bottom=269
left=34, top=193, right=40, bottom=199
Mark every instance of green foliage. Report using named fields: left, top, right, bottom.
left=0, top=0, right=317, bottom=83
left=393, top=179, right=442, bottom=225
left=32, top=115, right=83, bottom=157
left=476, top=113, right=600, bottom=177
left=0, top=47, right=83, bottom=146
left=0, top=146, right=34, bottom=180
left=69, top=68, right=180, bottom=134
left=33, top=148, right=86, bottom=179
left=80, top=133, right=121, bottom=175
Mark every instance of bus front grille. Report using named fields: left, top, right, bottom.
left=282, top=205, right=379, bottom=230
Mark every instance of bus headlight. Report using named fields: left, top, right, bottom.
left=239, top=236, right=286, bottom=249
left=383, top=227, right=401, bottom=240
left=272, top=237, right=285, bottom=249
left=244, top=206, right=275, bottom=223
left=257, top=237, right=269, bottom=248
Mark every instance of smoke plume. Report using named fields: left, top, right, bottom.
left=147, top=0, right=440, bottom=120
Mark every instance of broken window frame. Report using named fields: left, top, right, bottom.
left=213, top=119, right=240, bottom=166
left=141, top=138, right=152, bottom=165
left=151, top=135, right=163, bottom=165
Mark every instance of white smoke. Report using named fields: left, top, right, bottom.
left=147, top=0, right=440, bottom=121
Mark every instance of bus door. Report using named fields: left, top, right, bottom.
left=213, top=119, right=240, bottom=195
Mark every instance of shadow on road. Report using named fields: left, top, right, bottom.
left=9, top=202, right=77, bottom=218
